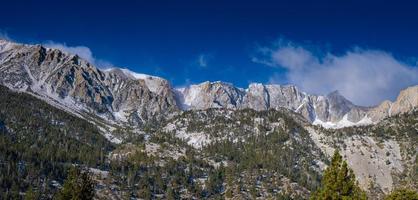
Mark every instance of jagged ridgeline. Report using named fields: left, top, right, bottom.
left=0, top=39, right=417, bottom=199
left=2, top=39, right=418, bottom=133
left=0, top=85, right=114, bottom=199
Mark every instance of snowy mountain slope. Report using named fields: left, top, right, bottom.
left=1, top=39, right=418, bottom=134
left=175, top=81, right=418, bottom=128
left=308, top=108, right=418, bottom=198
left=0, top=39, right=179, bottom=129
left=174, top=82, right=338, bottom=121
left=1, top=39, right=417, bottom=199
left=154, top=107, right=417, bottom=198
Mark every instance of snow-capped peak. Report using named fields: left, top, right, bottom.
left=119, top=68, right=158, bottom=80
left=0, top=39, right=17, bottom=52
left=103, top=68, right=168, bottom=94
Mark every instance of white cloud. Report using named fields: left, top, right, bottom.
left=254, top=42, right=418, bottom=106
left=196, top=54, right=212, bottom=68
left=0, top=33, right=111, bottom=68
left=43, top=41, right=112, bottom=68
left=0, top=30, right=12, bottom=41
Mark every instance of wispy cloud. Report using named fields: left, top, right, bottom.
left=196, top=53, right=212, bottom=68
left=0, top=29, right=12, bottom=41
left=0, top=32, right=111, bottom=68
left=43, top=41, right=112, bottom=68
left=253, top=40, right=418, bottom=106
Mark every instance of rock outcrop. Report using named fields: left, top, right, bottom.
left=1, top=39, right=418, bottom=128
left=0, top=39, right=178, bottom=126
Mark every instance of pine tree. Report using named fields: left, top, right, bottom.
left=250, top=184, right=258, bottom=199
left=10, top=182, right=20, bottom=200
left=225, top=164, right=235, bottom=198
left=166, top=187, right=177, bottom=200
left=56, top=167, right=95, bottom=200
left=138, top=187, right=152, bottom=199
left=25, top=186, right=37, bottom=200
left=138, top=185, right=152, bottom=200
left=385, top=188, right=418, bottom=200
left=207, top=167, right=224, bottom=195
left=138, top=174, right=152, bottom=199
left=310, top=150, right=367, bottom=200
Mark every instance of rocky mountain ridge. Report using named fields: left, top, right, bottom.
left=0, top=39, right=417, bottom=199
left=175, top=79, right=418, bottom=129
left=0, top=39, right=179, bottom=128
left=1, top=39, right=418, bottom=130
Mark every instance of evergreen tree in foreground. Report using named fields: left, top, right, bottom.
left=24, top=186, right=38, bottom=200
left=384, top=188, right=418, bottom=200
left=310, top=150, right=367, bottom=200
left=56, top=167, right=95, bottom=200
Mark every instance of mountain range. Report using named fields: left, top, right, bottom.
left=0, top=39, right=417, bottom=199
left=1, top=39, right=417, bottom=132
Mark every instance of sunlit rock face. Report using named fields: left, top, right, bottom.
left=0, top=39, right=178, bottom=126
left=1, top=39, right=418, bottom=129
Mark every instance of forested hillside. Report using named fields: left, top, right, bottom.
left=0, top=85, right=417, bottom=199
left=0, top=85, right=114, bottom=199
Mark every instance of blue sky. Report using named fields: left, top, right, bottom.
left=1, top=0, right=418, bottom=105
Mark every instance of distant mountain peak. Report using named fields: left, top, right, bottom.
left=0, top=40, right=417, bottom=129
left=327, top=90, right=341, bottom=96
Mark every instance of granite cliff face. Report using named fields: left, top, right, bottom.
left=0, top=39, right=178, bottom=126
left=103, top=68, right=178, bottom=126
left=175, top=81, right=372, bottom=127
left=1, top=39, right=418, bottom=129
left=175, top=77, right=418, bottom=128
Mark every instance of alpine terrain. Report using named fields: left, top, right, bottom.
left=0, top=39, right=417, bottom=199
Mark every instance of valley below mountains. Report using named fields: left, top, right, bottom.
left=0, top=39, right=417, bottom=199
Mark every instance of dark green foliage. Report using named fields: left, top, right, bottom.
left=324, top=109, right=418, bottom=192
left=56, top=167, right=95, bottom=200
left=200, top=110, right=324, bottom=192
left=24, top=186, right=38, bottom=200
left=141, top=108, right=327, bottom=198
left=108, top=141, right=210, bottom=199
left=1, top=83, right=416, bottom=199
left=384, top=188, right=418, bottom=200
left=166, top=187, right=177, bottom=200
left=310, top=150, right=367, bottom=200
left=207, top=167, right=225, bottom=196
left=0, top=85, right=114, bottom=198
left=224, top=164, right=235, bottom=198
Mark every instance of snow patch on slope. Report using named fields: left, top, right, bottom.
left=174, top=85, right=203, bottom=110
left=177, top=131, right=209, bottom=149
left=0, top=39, right=17, bottom=52
left=313, top=114, right=373, bottom=129
left=115, top=68, right=166, bottom=94
left=173, top=87, right=190, bottom=110
left=183, top=85, right=201, bottom=108
left=119, top=68, right=155, bottom=80
left=113, top=110, right=128, bottom=122
left=164, top=122, right=210, bottom=148
left=102, top=131, right=122, bottom=144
